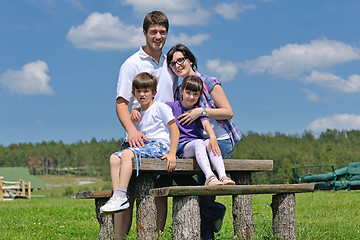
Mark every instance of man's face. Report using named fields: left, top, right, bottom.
left=144, top=24, right=167, bottom=52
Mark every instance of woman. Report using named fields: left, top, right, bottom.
left=167, top=44, right=242, bottom=239
left=167, top=44, right=242, bottom=158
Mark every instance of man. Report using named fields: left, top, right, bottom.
left=114, top=11, right=177, bottom=239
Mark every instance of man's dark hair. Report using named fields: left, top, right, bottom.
left=143, top=11, right=169, bottom=33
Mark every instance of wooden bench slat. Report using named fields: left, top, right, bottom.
left=149, top=184, right=315, bottom=197
left=3, top=185, right=21, bottom=190
left=134, top=159, right=273, bottom=173
left=76, top=190, right=112, bottom=199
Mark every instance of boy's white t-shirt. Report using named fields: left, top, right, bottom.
left=134, top=101, right=175, bottom=147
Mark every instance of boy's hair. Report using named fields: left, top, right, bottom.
left=132, top=72, right=158, bottom=94
left=167, top=44, right=198, bottom=70
left=143, top=11, right=169, bottom=33
left=181, top=75, right=203, bottom=94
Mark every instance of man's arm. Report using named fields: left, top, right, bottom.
left=116, top=97, right=148, bottom=148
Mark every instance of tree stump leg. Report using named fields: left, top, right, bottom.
left=271, top=193, right=296, bottom=240
left=172, top=195, right=201, bottom=240
left=135, top=173, right=157, bottom=240
left=95, top=198, right=114, bottom=240
left=231, top=172, right=255, bottom=240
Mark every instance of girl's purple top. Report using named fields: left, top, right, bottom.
left=174, top=71, right=242, bottom=145
left=166, top=101, right=209, bottom=143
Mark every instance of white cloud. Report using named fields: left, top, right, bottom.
left=66, top=12, right=144, bottom=51
left=302, top=88, right=320, bottom=102
left=167, top=33, right=210, bottom=46
left=67, top=12, right=210, bottom=51
left=206, top=59, right=238, bottom=82
left=240, top=38, right=360, bottom=79
left=121, top=0, right=211, bottom=26
left=214, top=3, right=256, bottom=20
left=308, top=114, right=360, bottom=132
left=0, top=60, right=54, bottom=95
left=302, top=71, right=360, bottom=93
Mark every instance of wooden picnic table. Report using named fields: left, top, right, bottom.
left=77, top=158, right=275, bottom=239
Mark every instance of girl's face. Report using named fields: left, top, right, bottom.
left=180, top=87, right=201, bottom=109
left=170, top=51, right=195, bottom=78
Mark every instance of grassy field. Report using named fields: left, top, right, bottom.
left=1, top=176, right=359, bottom=239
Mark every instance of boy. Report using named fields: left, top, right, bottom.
left=115, top=11, right=177, bottom=236
left=100, top=72, right=179, bottom=214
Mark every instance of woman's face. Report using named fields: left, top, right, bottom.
left=169, top=51, right=195, bottom=78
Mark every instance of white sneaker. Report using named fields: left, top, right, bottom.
left=100, top=194, right=129, bottom=215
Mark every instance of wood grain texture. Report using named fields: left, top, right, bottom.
left=271, top=193, right=296, bottom=240
left=172, top=196, right=200, bottom=240
left=133, top=158, right=273, bottom=173
left=149, top=184, right=315, bottom=197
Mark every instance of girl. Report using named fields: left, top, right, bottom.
left=167, top=44, right=242, bottom=158
left=167, top=44, right=241, bottom=237
left=166, top=75, right=235, bottom=186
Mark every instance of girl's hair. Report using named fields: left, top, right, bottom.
left=167, top=44, right=197, bottom=70
left=143, top=11, right=169, bottom=33
left=181, top=75, right=203, bottom=106
left=132, top=72, right=157, bottom=94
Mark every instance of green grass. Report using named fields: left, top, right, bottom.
left=33, top=175, right=112, bottom=198
left=36, top=174, right=96, bottom=185
left=0, top=198, right=98, bottom=239
left=1, top=181, right=359, bottom=239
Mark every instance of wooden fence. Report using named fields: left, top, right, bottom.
left=0, top=176, right=31, bottom=201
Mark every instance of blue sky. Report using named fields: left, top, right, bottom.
left=1, top=0, right=360, bottom=146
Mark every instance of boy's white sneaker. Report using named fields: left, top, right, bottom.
left=100, top=194, right=129, bottom=215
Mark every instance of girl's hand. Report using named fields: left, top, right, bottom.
left=131, top=108, right=141, bottom=122
left=161, top=154, right=176, bottom=172
left=178, top=108, right=201, bottom=125
left=208, top=138, right=221, bottom=156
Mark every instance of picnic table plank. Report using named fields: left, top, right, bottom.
left=132, top=158, right=273, bottom=173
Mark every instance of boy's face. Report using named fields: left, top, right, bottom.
left=143, top=24, right=167, bottom=52
left=132, top=88, right=156, bottom=109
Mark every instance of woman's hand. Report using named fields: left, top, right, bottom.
left=131, top=108, right=141, bottom=122
left=178, top=107, right=202, bottom=125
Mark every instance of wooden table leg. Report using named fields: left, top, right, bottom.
left=231, top=171, right=255, bottom=240
left=271, top=193, right=296, bottom=240
left=172, top=195, right=201, bottom=240
left=135, top=173, right=157, bottom=240
left=95, top=197, right=114, bottom=240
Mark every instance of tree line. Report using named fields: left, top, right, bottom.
left=1, top=129, right=360, bottom=184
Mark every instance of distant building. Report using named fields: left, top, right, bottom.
left=0, top=167, right=46, bottom=189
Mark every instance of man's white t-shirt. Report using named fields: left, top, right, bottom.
left=134, top=101, right=175, bottom=147
left=116, top=46, right=178, bottom=110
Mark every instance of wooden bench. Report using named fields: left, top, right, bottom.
left=76, top=158, right=274, bottom=240
left=150, top=184, right=315, bottom=240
